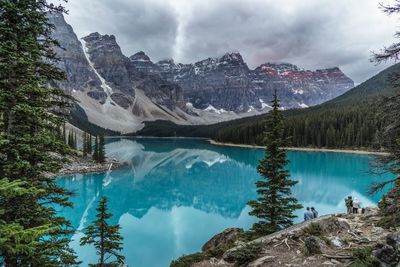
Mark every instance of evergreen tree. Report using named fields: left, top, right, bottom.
left=248, top=91, right=303, bottom=235
left=63, top=122, right=67, bottom=144
left=0, top=179, right=51, bottom=265
left=68, top=131, right=72, bottom=148
left=74, top=132, right=77, bottom=150
left=88, top=134, right=93, bottom=154
left=369, top=0, right=400, bottom=194
left=93, top=136, right=99, bottom=161
left=98, top=133, right=106, bottom=163
left=80, top=197, right=125, bottom=267
left=83, top=132, right=88, bottom=156
left=0, top=1, right=78, bottom=265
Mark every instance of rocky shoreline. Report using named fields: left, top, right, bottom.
left=171, top=207, right=400, bottom=267
left=56, top=155, right=125, bottom=177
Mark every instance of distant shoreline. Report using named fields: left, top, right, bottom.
left=106, top=135, right=208, bottom=140
left=208, top=139, right=389, bottom=156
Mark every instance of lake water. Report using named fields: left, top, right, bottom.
left=57, top=138, right=392, bottom=267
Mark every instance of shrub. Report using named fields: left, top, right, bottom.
left=349, top=247, right=380, bottom=267
left=303, top=236, right=322, bottom=256
left=226, top=243, right=263, bottom=266
left=206, top=242, right=235, bottom=258
left=302, top=223, right=324, bottom=236
left=377, top=212, right=400, bottom=229
left=170, top=252, right=208, bottom=267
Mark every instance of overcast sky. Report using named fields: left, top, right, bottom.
left=56, top=0, right=400, bottom=83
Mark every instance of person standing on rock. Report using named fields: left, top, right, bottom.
left=353, top=198, right=361, bottom=214
left=311, top=207, right=318, bottom=218
left=304, top=207, right=314, bottom=221
left=345, top=196, right=353, bottom=214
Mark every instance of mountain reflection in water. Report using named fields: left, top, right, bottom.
left=57, top=138, right=392, bottom=267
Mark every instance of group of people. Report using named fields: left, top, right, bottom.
left=303, top=196, right=363, bottom=222
left=303, top=206, right=318, bottom=221
left=345, top=196, right=362, bottom=214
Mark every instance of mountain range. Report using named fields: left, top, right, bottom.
left=50, top=12, right=354, bottom=134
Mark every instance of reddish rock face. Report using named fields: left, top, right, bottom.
left=154, top=56, right=354, bottom=112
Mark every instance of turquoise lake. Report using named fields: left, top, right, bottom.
left=57, top=138, right=392, bottom=267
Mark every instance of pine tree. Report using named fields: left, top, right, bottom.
left=93, top=136, right=99, bottom=161
left=63, top=122, right=67, bottom=144
left=248, top=91, right=303, bottom=235
left=74, top=132, right=77, bottom=150
left=98, top=133, right=106, bottom=163
left=370, top=0, right=400, bottom=182
left=0, top=179, right=52, bottom=265
left=88, top=134, right=93, bottom=154
left=83, top=132, right=88, bottom=156
left=68, top=130, right=73, bottom=148
left=80, top=197, right=125, bottom=267
left=0, top=1, right=78, bottom=265
left=368, top=1, right=400, bottom=223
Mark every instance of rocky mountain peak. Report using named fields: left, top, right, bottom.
left=129, top=51, right=151, bottom=62
left=82, top=32, right=133, bottom=95
left=156, top=58, right=177, bottom=73
left=84, top=32, right=116, bottom=42
left=256, top=62, right=300, bottom=75
left=157, top=58, right=175, bottom=65
left=219, top=51, right=244, bottom=63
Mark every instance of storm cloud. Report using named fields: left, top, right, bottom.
left=57, top=0, right=399, bottom=83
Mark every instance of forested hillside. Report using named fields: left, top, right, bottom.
left=213, top=63, right=400, bottom=148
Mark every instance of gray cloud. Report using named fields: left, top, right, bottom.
left=57, top=0, right=398, bottom=83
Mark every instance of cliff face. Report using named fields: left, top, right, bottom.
left=48, top=12, right=103, bottom=94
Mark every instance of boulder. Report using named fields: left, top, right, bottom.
left=374, top=232, right=400, bottom=267
left=110, top=93, right=133, bottom=109
left=304, top=236, right=324, bottom=255
left=319, top=217, right=350, bottom=233
left=202, top=228, right=243, bottom=252
left=87, top=90, right=107, bottom=104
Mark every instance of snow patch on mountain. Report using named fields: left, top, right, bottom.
left=259, top=98, right=272, bottom=109
left=79, top=38, right=113, bottom=97
left=293, top=89, right=304, bottom=95
left=298, top=103, right=309, bottom=108
left=204, top=104, right=227, bottom=114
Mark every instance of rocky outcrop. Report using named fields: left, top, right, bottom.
left=201, top=228, right=244, bottom=252
left=172, top=209, right=399, bottom=267
left=374, top=232, right=400, bottom=267
left=110, top=93, right=133, bottom=109
left=129, top=51, right=161, bottom=74
left=378, top=180, right=400, bottom=228
left=58, top=156, right=124, bottom=176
